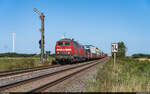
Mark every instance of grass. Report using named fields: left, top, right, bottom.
left=88, top=57, right=150, bottom=92
left=0, top=56, right=55, bottom=71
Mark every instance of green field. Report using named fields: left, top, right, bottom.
left=88, top=57, right=150, bottom=92
left=0, top=56, right=55, bottom=71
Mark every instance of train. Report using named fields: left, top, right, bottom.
left=55, top=38, right=107, bottom=64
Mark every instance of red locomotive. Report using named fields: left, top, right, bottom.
left=55, top=38, right=107, bottom=64
left=55, top=38, right=86, bottom=64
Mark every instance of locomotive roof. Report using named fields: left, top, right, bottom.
left=58, top=38, right=72, bottom=41
left=58, top=38, right=80, bottom=44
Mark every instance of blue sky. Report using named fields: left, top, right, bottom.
left=0, top=0, right=150, bottom=56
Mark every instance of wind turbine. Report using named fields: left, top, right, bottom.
left=12, top=32, right=16, bottom=53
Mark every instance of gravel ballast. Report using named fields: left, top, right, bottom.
left=0, top=60, right=98, bottom=87
left=43, top=58, right=108, bottom=92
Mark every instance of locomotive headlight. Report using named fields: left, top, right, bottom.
left=57, top=52, right=59, bottom=54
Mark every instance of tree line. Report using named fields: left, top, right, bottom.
left=0, top=53, right=55, bottom=57
left=132, top=54, right=150, bottom=58
left=0, top=53, right=37, bottom=57
left=112, top=42, right=150, bottom=59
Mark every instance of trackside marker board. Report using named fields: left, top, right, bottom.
left=111, top=43, right=118, bottom=53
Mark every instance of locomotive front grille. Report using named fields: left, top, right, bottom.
left=55, top=54, right=74, bottom=61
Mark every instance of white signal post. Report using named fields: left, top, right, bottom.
left=111, top=43, right=118, bottom=66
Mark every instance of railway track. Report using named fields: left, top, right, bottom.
left=0, top=64, right=61, bottom=77
left=0, top=57, right=109, bottom=92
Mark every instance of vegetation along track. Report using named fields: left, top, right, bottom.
left=0, top=64, right=61, bottom=77
left=0, top=57, right=109, bottom=92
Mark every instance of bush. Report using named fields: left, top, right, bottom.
left=112, top=41, right=127, bottom=58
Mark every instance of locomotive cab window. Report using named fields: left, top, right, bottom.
left=58, top=42, right=63, bottom=46
left=65, top=42, right=70, bottom=46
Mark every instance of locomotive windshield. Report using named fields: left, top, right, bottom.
left=65, top=42, right=70, bottom=46
left=58, top=42, right=63, bottom=46
left=57, top=42, right=70, bottom=46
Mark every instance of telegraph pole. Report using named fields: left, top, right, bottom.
left=34, top=8, right=45, bottom=63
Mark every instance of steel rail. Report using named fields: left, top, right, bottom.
left=0, top=59, right=104, bottom=92
left=28, top=57, right=109, bottom=92
left=0, top=64, right=61, bottom=77
left=29, top=60, right=104, bottom=92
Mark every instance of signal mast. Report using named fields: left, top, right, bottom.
left=33, top=8, right=45, bottom=63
